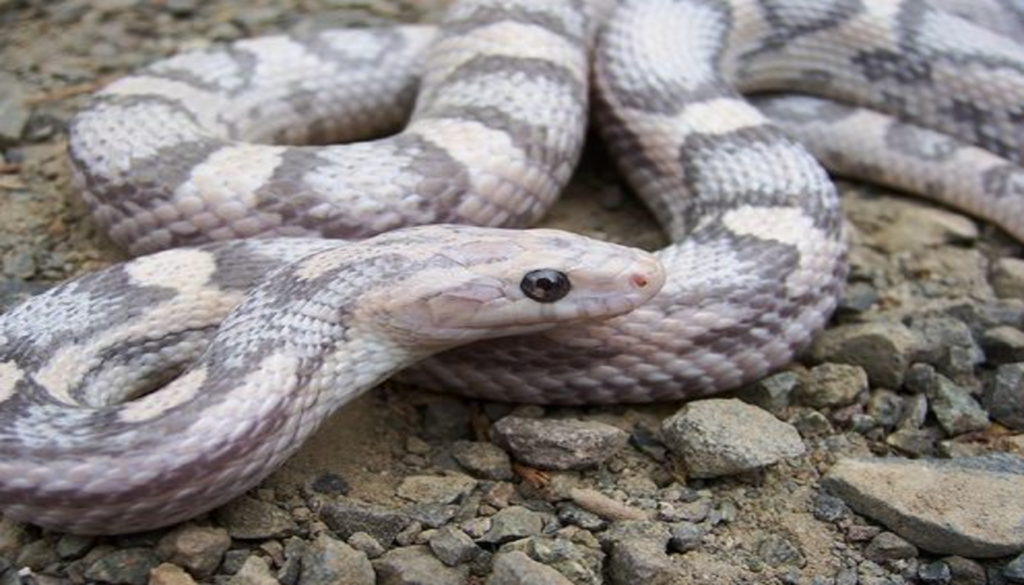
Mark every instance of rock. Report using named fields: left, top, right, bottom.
left=928, top=376, right=990, bottom=436
left=864, top=532, right=919, bottom=561
left=790, top=409, right=834, bottom=438
left=987, top=363, right=1024, bottom=430
left=84, top=548, right=161, bottom=585
left=885, top=427, right=941, bottom=457
left=299, top=534, right=374, bottom=585
left=487, top=551, right=572, bottom=585
left=824, top=455, right=1024, bottom=557
left=397, top=474, right=477, bottom=505
left=149, top=563, right=198, bottom=585
left=607, top=540, right=674, bottom=585
left=943, top=556, right=986, bottom=585
left=309, top=473, right=350, bottom=496
left=479, top=506, right=545, bottom=545
left=450, top=441, right=514, bottom=480
left=373, top=546, right=468, bottom=585
left=490, top=416, right=628, bottom=470
left=155, top=525, right=231, bottom=578
left=428, top=526, right=479, bottom=566
left=873, top=202, right=978, bottom=252
left=557, top=503, right=607, bottom=531
left=909, top=316, right=984, bottom=381
left=867, top=389, right=904, bottom=430
left=918, top=561, right=953, bottom=585
left=1005, top=552, right=1024, bottom=584
left=661, top=398, right=805, bottom=478
left=405, top=504, right=458, bottom=529
left=319, top=497, right=412, bottom=546
left=227, top=556, right=278, bottom=585
left=734, top=370, right=804, bottom=414
left=757, top=534, right=805, bottom=568
left=502, top=537, right=604, bottom=585
left=837, top=281, right=881, bottom=315
left=15, top=539, right=58, bottom=571
left=812, top=492, right=850, bottom=523
left=56, top=533, right=96, bottom=560
left=810, top=321, right=919, bottom=388
left=982, top=326, right=1024, bottom=365
left=992, top=258, right=1024, bottom=300
left=0, top=71, right=29, bottom=146
left=0, top=517, right=30, bottom=558
left=214, top=497, right=297, bottom=539
left=799, top=363, right=869, bottom=408
left=668, top=522, right=705, bottom=553
left=347, top=532, right=386, bottom=559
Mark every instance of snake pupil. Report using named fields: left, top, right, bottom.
left=521, top=269, right=571, bottom=303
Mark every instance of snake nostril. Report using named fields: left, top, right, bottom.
left=631, top=274, right=650, bottom=289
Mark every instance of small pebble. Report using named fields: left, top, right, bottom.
left=428, top=526, right=479, bottom=567
left=396, top=474, right=477, bottom=505
left=987, top=363, right=1024, bottom=430
left=1004, top=552, right=1024, bottom=584
left=84, top=548, right=161, bottom=585
left=450, top=441, right=514, bottom=480
left=810, top=321, right=919, bottom=388
left=215, top=497, right=297, bottom=540
left=864, top=532, right=918, bottom=562
left=226, top=556, right=277, bottom=585
left=478, top=506, right=545, bottom=545
left=299, top=534, right=374, bottom=585
left=490, top=416, right=628, bottom=470
left=155, top=525, right=231, bottom=579
left=488, top=550, right=573, bottom=585
left=347, top=532, right=386, bottom=560
left=991, top=258, right=1024, bottom=300
left=149, top=563, right=198, bottom=585
left=373, top=546, right=468, bottom=585
left=799, top=363, right=868, bottom=408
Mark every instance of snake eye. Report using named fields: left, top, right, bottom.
left=521, top=269, right=571, bottom=303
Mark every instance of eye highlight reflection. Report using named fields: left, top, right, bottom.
left=520, top=269, right=571, bottom=303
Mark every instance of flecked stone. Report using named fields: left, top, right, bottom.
left=556, top=503, right=607, bottom=531
left=490, top=416, right=628, bottom=470
left=405, top=504, right=458, bottom=529
left=0, top=518, right=30, bottom=558
left=0, top=71, right=29, bottom=146
left=799, top=363, right=869, bottom=408
left=918, top=561, right=953, bottom=584
left=867, top=389, right=904, bottom=430
left=790, top=409, right=834, bottom=438
left=155, top=525, right=231, bottom=578
left=810, top=321, right=920, bottom=388
left=992, top=258, right=1024, bottom=300
left=299, top=534, right=374, bottom=585
left=864, top=532, right=919, bottom=561
left=15, top=539, right=58, bottom=571
left=668, top=522, right=705, bottom=553
left=1004, top=552, right=1024, bottom=584
left=487, top=551, right=572, bottom=585
left=319, top=498, right=412, bottom=546
left=661, top=398, right=806, bottom=478
left=982, top=327, right=1024, bottom=365
left=309, top=473, right=350, bottom=496
left=451, top=441, right=514, bottom=480
left=56, top=533, right=96, bottom=560
left=84, top=548, right=161, bottom=585
left=226, top=556, right=278, bottom=585
left=214, top=497, right=297, bottom=539
left=942, top=556, right=986, bottom=585
left=347, top=532, right=385, bottom=559
left=397, top=473, right=477, bottom=505
left=928, top=376, right=990, bottom=436
left=987, top=363, right=1024, bottom=430
left=373, top=546, right=468, bottom=585
left=885, top=427, right=941, bottom=457
left=607, top=540, right=674, bottom=585
left=149, top=563, right=198, bottom=585
left=909, top=316, right=984, bottom=382
left=479, top=506, right=545, bottom=545
left=812, top=492, right=850, bottom=523
left=824, top=455, right=1024, bottom=557
left=735, top=370, right=805, bottom=414
left=837, top=281, right=881, bottom=315
left=429, top=526, right=479, bottom=567
left=757, top=534, right=805, bottom=568
left=510, top=537, right=604, bottom=585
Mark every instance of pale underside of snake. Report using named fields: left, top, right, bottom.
left=0, top=0, right=1022, bottom=534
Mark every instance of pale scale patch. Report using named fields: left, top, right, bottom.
left=445, top=0, right=590, bottom=39
left=677, top=98, right=766, bottom=135
left=624, top=0, right=724, bottom=92
left=723, top=206, right=841, bottom=297
left=100, top=76, right=228, bottom=136
left=410, top=117, right=534, bottom=193
left=236, top=35, right=335, bottom=90
left=316, top=29, right=401, bottom=61
left=295, top=248, right=350, bottom=281
left=126, top=248, right=217, bottom=291
left=173, top=144, right=286, bottom=224
left=120, top=367, right=208, bottom=423
left=151, top=50, right=246, bottom=92
left=0, top=361, right=24, bottom=404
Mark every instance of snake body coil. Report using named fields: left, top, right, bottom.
left=0, top=0, right=1022, bottom=533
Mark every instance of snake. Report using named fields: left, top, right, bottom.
left=1, top=0, right=1022, bottom=534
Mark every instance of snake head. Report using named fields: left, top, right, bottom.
left=361, top=225, right=665, bottom=348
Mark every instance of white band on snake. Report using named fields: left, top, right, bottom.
left=0, top=0, right=1022, bottom=533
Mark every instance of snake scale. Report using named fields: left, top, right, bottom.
left=1, top=0, right=1022, bottom=534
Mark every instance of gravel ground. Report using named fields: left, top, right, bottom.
left=2, top=1, right=1024, bottom=584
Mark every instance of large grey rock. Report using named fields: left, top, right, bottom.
left=487, top=551, right=573, bottom=585
left=490, top=416, right=628, bottom=470
left=661, top=399, right=805, bottom=478
left=810, top=321, right=920, bottom=388
left=155, top=525, right=231, bottom=579
left=214, top=497, right=297, bottom=539
left=84, top=548, right=161, bottom=585
left=319, top=497, right=412, bottom=546
left=396, top=474, right=477, bottom=505
left=824, top=455, right=1024, bottom=557
left=226, top=556, right=278, bottom=585
left=428, top=526, right=479, bottom=567
left=479, top=506, right=546, bottom=545
left=450, top=441, right=514, bottom=480
left=987, top=363, right=1024, bottom=430
left=799, top=363, right=868, bottom=408
left=299, top=534, right=374, bottom=585
left=992, top=258, right=1024, bottom=300
left=373, top=546, right=468, bottom=585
